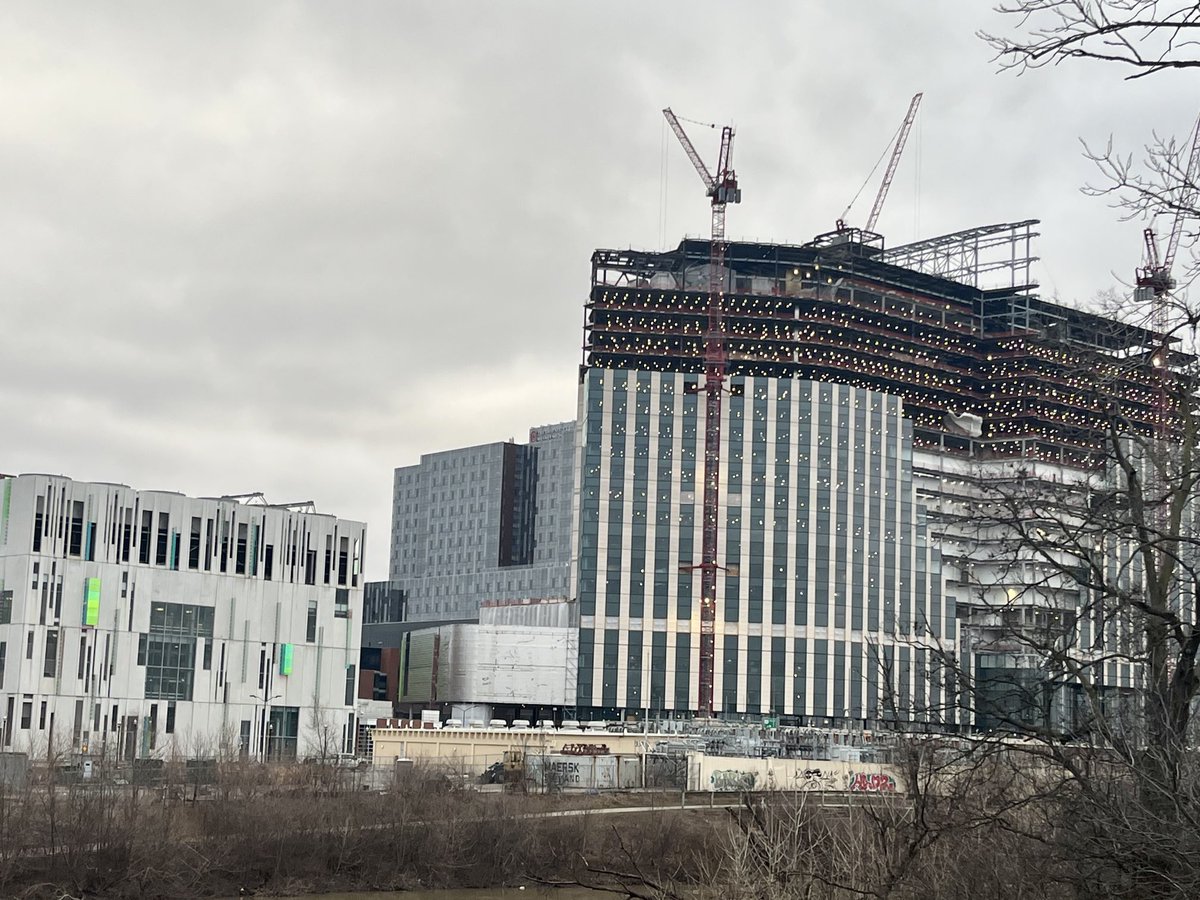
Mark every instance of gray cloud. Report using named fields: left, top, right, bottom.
left=1, top=1, right=1193, bottom=574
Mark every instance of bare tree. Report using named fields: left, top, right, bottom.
left=981, top=1, right=1200, bottom=79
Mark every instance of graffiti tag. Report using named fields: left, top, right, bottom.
left=560, top=743, right=609, bottom=755
left=792, top=768, right=837, bottom=790
left=710, top=770, right=757, bottom=791
left=847, top=772, right=897, bottom=793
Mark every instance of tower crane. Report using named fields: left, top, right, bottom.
left=1136, top=113, right=1200, bottom=534
left=1136, top=112, right=1200, bottom=306
left=837, top=92, right=923, bottom=234
left=663, top=107, right=741, bottom=719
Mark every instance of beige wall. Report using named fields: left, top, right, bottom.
left=374, top=728, right=675, bottom=771
left=373, top=728, right=904, bottom=793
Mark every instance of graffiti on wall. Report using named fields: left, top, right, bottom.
left=710, top=769, right=758, bottom=791
left=847, top=772, right=898, bottom=793
left=791, top=768, right=839, bottom=791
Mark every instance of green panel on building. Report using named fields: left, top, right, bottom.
left=83, top=577, right=101, bottom=627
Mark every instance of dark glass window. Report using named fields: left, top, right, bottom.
left=68, top=501, right=84, bottom=557
left=155, top=513, right=169, bottom=566
left=139, top=510, right=153, bottom=564
left=188, top=517, right=201, bottom=569
left=33, top=496, right=44, bottom=553
left=43, top=629, right=59, bottom=678
left=235, top=523, right=247, bottom=575
left=121, top=508, right=132, bottom=562
left=306, top=600, right=318, bottom=641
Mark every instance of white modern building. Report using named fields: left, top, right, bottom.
left=0, top=474, right=366, bottom=761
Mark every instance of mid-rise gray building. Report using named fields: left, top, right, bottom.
left=387, top=422, right=575, bottom=624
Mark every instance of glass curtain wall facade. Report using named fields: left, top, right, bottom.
left=573, top=367, right=954, bottom=725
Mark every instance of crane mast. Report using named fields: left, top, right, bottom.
left=663, top=108, right=741, bottom=718
left=865, top=93, right=923, bottom=234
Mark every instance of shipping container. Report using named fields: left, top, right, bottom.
left=526, top=753, right=642, bottom=791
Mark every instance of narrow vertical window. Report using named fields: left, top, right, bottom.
left=188, top=517, right=201, bottom=569
left=139, top=510, right=153, bottom=564
left=337, top=537, right=349, bottom=586
left=306, top=600, right=318, bottom=642
left=32, top=495, right=44, bottom=553
left=43, top=629, right=59, bottom=678
left=155, top=513, right=169, bottom=566
left=235, top=523, right=247, bottom=574
left=68, top=501, right=84, bottom=557
left=121, top=508, right=133, bottom=562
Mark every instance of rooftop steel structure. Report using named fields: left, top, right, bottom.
left=585, top=223, right=1180, bottom=468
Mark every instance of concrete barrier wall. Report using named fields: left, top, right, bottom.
left=372, top=727, right=663, bottom=770
left=371, top=729, right=904, bottom=793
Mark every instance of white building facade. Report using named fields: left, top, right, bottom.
left=0, top=474, right=365, bottom=761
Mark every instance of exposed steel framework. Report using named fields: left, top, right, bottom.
left=662, top=108, right=741, bottom=718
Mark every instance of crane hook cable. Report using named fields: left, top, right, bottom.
left=839, top=116, right=907, bottom=224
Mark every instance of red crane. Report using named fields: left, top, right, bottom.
left=663, top=107, right=741, bottom=719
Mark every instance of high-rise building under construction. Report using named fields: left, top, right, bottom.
left=386, top=222, right=1167, bottom=728
left=572, top=223, right=1164, bottom=724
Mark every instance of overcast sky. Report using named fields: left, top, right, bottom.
left=1, top=2, right=1193, bottom=577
